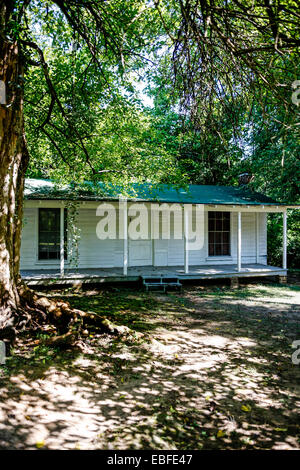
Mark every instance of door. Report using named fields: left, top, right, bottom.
left=128, top=239, right=152, bottom=266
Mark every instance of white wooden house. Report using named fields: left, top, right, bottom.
left=20, top=179, right=297, bottom=286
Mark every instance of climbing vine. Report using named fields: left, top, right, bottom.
left=65, top=201, right=81, bottom=270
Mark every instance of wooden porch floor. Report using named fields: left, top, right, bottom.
left=21, top=264, right=287, bottom=286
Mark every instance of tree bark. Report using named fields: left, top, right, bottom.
left=0, top=5, right=141, bottom=348
left=0, top=6, right=81, bottom=345
left=0, top=25, right=29, bottom=340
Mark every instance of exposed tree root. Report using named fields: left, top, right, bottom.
left=0, top=282, right=142, bottom=351
left=31, top=331, right=78, bottom=348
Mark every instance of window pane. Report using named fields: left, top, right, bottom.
left=223, top=219, right=230, bottom=231
left=208, top=218, right=215, bottom=231
left=216, top=219, right=222, bottom=231
left=215, top=232, right=222, bottom=244
left=208, top=211, right=230, bottom=257
left=215, top=244, right=222, bottom=255
left=223, top=244, right=230, bottom=255
left=38, top=209, right=67, bottom=260
left=222, top=232, right=230, bottom=244
left=209, top=244, right=214, bottom=256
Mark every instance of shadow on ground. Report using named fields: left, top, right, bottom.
left=0, top=282, right=299, bottom=449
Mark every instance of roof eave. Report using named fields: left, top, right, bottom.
left=24, top=196, right=299, bottom=208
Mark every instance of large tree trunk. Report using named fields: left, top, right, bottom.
left=0, top=6, right=136, bottom=348
left=0, top=6, right=78, bottom=345
left=0, top=29, right=29, bottom=340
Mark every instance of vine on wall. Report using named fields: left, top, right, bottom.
left=65, top=201, right=81, bottom=270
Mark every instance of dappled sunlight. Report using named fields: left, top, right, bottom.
left=198, top=283, right=300, bottom=298
left=0, top=283, right=299, bottom=449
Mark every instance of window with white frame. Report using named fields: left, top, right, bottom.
left=38, top=208, right=67, bottom=260
left=208, top=211, right=230, bottom=256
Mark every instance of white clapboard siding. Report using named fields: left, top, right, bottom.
left=127, top=206, right=152, bottom=266
left=167, top=239, right=184, bottom=266
left=77, top=209, right=116, bottom=268
left=152, top=208, right=169, bottom=266
left=20, top=208, right=37, bottom=269
left=20, top=204, right=268, bottom=270
left=258, top=213, right=268, bottom=265
left=158, top=207, right=182, bottom=266
left=188, top=206, right=206, bottom=265
left=202, top=210, right=267, bottom=266
left=240, top=212, right=256, bottom=263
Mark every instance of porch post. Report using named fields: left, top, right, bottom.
left=122, top=199, right=128, bottom=275
left=60, top=206, right=64, bottom=277
left=256, top=212, right=260, bottom=264
left=184, top=205, right=189, bottom=274
left=151, top=206, right=155, bottom=266
left=283, top=210, right=287, bottom=270
left=237, top=211, right=241, bottom=272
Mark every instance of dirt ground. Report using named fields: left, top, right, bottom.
left=0, top=279, right=300, bottom=450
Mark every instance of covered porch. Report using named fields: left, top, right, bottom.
left=33, top=205, right=288, bottom=282
left=21, top=180, right=296, bottom=285
left=20, top=203, right=290, bottom=286
left=21, top=263, right=287, bottom=286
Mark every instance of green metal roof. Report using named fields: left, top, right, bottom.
left=24, top=178, right=290, bottom=206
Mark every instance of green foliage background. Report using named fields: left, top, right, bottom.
left=23, top=1, right=299, bottom=268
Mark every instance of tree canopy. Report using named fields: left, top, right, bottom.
left=20, top=0, right=299, bottom=269
left=7, top=1, right=298, bottom=190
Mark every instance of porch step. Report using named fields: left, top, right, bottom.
left=142, top=275, right=182, bottom=293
